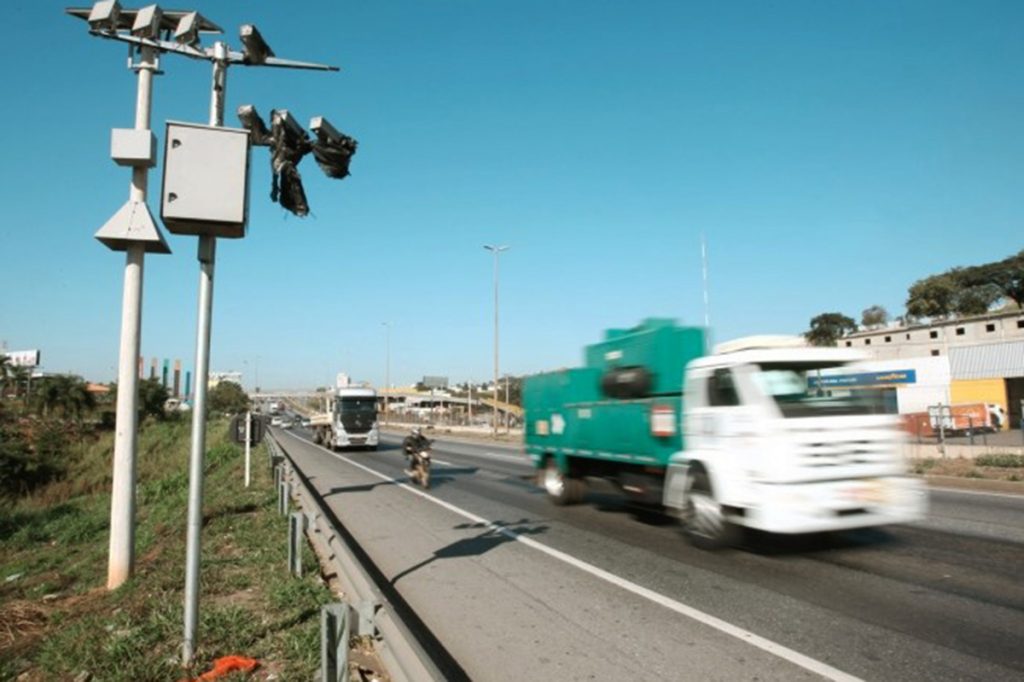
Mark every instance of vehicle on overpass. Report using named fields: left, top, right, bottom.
left=523, top=319, right=927, bottom=548
left=311, top=386, right=379, bottom=450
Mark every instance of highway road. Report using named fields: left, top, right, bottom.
left=273, top=426, right=1024, bottom=681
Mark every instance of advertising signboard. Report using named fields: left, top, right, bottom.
left=4, top=350, right=40, bottom=368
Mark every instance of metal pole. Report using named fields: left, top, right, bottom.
left=244, top=410, right=252, bottom=487
left=493, top=249, right=499, bottom=439
left=108, top=44, right=157, bottom=590
left=383, top=322, right=390, bottom=426
left=484, top=246, right=508, bottom=438
left=183, top=42, right=228, bottom=666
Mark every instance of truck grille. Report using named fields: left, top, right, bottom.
left=341, top=413, right=373, bottom=434
left=798, top=439, right=893, bottom=467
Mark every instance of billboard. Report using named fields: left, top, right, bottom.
left=422, top=375, right=448, bottom=389
left=4, top=350, right=40, bottom=367
left=808, top=369, right=917, bottom=389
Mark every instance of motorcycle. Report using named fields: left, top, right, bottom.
left=405, top=448, right=431, bottom=489
left=403, top=434, right=432, bottom=489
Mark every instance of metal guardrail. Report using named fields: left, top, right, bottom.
left=264, top=431, right=445, bottom=682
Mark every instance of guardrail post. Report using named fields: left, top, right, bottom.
left=273, top=464, right=282, bottom=490
left=355, top=599, right=377, bottom=637
left=278, top=481, right=290, bottom=516
left=288, top=512, right=306, bottom=576
left=321, top=603, right=350, bottom=682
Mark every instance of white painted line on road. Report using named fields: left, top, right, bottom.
left=929, top=486, right=1024, bottom=501
left=280, top=430, right=862, bottom=682
left=432, top=459, right=455, bottom=467
left=382, top=434, right=529, bottom=466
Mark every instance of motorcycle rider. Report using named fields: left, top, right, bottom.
left=402, top=427, right=431, bottom=472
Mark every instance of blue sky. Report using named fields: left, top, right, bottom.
left=1, top=1, right=1021, bottom=390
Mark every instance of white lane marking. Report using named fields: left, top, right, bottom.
left=432, top=459, right=455, bottom=467
left=281, top=430, right=862, bottom=682
left=382, top=436, right=530, bottom=466
left=929, top=486, right=1024, bottom=501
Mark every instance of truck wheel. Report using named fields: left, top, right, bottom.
left=543, top=460, right=585, bottom=505
left=681, top=471, right=736, bottom=550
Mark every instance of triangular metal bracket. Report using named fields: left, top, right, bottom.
left=95, top=200, right=171, bottom=254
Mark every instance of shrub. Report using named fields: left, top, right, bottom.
left=975, top=453, right=1024, bottom=468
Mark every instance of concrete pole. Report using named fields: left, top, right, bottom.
left=107, top=44, right=157, bottom=591
left=183, top=42, right=228, bottom=666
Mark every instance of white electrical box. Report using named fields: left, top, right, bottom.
left=111, top=128, right=156, bottom=168
left=161, top=122, right=251, bottom=239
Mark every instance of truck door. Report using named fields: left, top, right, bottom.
left=684, top=368, right=740, bottom=451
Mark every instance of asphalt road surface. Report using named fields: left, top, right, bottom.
left=273, top=426, right=1024, bottom=681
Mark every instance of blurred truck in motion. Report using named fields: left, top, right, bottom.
left=902, top=402, right=1005, bottom=438
left=311, top=386, right=380, bottom=450
left=523, top=319, right=927, bottom=548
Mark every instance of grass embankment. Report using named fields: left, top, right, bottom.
left=912, top=453, right=1024, bottom=482
left=1, top=418, right=333, bottom=681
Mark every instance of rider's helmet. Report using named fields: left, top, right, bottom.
left=411, top=427, right=421, bottom=437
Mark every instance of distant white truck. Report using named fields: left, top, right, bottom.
left=311, top=386, right=380, bottom=450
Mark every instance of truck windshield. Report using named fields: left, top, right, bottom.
left=338, top=398, right=377, bottom=414
left=751, top=363, right=886, bottom=418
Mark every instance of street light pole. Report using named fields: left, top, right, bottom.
left=484, top=245, right=509, bottom=439
left=382, top=322, right=391, bottom=425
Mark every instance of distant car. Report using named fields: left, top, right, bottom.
left=271, top=416, right=283, bottom=427
left=280, top=419, right=294, bottom=429
left=300, top=418, right=311, bottom=428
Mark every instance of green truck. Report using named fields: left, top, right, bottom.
left=523, top=318, right=927, bottom=548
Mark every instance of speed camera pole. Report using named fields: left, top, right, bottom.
left=107, top=43, right=166, bottom=590
left=181, top=41, right=228, bottom=666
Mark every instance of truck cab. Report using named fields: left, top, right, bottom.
left=666, top=340, right=927, bottom=545
left=312, top=387, right=380, bottom=450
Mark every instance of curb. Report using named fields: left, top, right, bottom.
left=924, top=475, right=1024, bottom=496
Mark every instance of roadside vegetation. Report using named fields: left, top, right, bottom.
left=911, top=455, right=1024, bottom=482
left=0, top=370, right=336, bottom=680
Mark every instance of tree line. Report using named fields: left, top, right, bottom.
left=805, top=249, right=1024, bottom=346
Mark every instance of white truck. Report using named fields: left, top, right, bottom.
left=311, top=386, right=380, bottom=451
left=525, top=321, right=929, bottom=548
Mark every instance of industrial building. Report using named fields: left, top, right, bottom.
left=835, top=309, right=1024, bottom=428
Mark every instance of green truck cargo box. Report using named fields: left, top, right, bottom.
left=524, top=319, right=706, bottom=469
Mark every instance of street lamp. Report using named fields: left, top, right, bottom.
left=483, top=244, right=509, bottom=439
left=382, top=322, right=391, bottom=425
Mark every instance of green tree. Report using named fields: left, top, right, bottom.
left=960, top=250, right=1024, bottom=309
left=860, top=305, right=889, bottom=329
left=139, top=378, right=170, bottom=419
left=208, top=381, right=249, bottom=415
left=109, top=378, right=171, bottom=421
left=906, top=273, right=958, bottom=319
left=0, top=354, right=10, bottom=398
left=805, top=313, right=857, bottom=347
left=29, top=375, right=95, bottom=420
